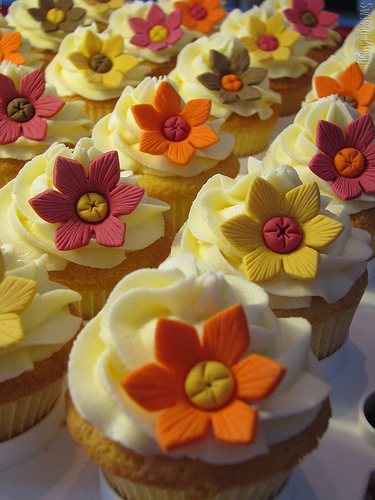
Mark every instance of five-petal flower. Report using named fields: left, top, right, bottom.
left=131, top=80, right=220, bottom=166
left=283, top=0, right=339, bottom=39
left=220, top=178, right=344, bottom=282
left=0, top=32, right=25, bottom=66
left=309, top=113, right=375, bottom=200
left=29, top=151, right=145, bottom=251
left=173, top=0, right=226, bottom=34
left=122, top=303, right=287, bottom=452
left=28, top=0, right=86, bottom=33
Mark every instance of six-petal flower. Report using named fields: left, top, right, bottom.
left=283, top=0, right=339, bottom=39
left=28, top=0, right=86, bottom=33
left=173, top=0, right=226, bottom=34
left=0, top=32, right=25, bottom=66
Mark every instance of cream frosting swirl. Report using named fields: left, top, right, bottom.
left=171, top=162, right=372, bottom=309
left=0, top=243, right=82, bottom=383
left=73, top=0, right=125, bottom=25
left=92, top=76, right=235, bottom=177
left=0, top=19, right=45, bottom=69
left=68, top=252, right=330, bottom=464
left=0, top=138, right=169, bottom=271
left=336, top=7, right=375, bottom=58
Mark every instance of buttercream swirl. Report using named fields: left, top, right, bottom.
left=0, top=138, right=169, bottom=270
left=336, top=8, right=375, bottom=58
left=68, top=253, right=330, bottom=464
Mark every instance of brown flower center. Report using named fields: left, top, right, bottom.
left=46, top=8, right=66, bottom=24
left=221, top=74, right=243, bottom=92
left=189, top=5, right=207, bottom=20
left=263, top=216, right=302, bottom=253
left=149, top=25, right=169, bottom=42
left=162, top=115, right=191, bottom=142
left=333, top=147, right=365, bottom=177
left=257, top=34, right=279, bottom=51
left=300, top=11, right=318, bottom=27
left=89, top=53, right=113, bottom=73
left=339, top=95, right=358, bottom=109
left=76, top=192, right=108, bottom=222
left=7, top=97, right=35, bottom=122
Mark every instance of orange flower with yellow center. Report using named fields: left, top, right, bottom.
left=122, top=303, right=287, bottom=452
left=0, top=32, right=25, bottom=66
left=173, top=0, right=226, bottom=34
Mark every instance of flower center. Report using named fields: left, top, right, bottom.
left=76, top=192, right=108, bottom=222
left=89, top=53, right=112, bottom=73
left=97, top=0, right=111, bottom=3
left=184, top=360, right=235, bottom=410
left=300, top=11, right=317, bottom=27
left=339, top=94, right=358, bottom=109
left=149, top=25, right=169, bottom=42
left=221, top=74, right=243, bottom=92
left=333, top=147, right=365, bottom=178
left=257, top=34, right=279, bottom=51
left=162, top=115, right=191, bottom=142
left=263, top=216, right=302, bottom=253
left=46, top=8, right=66, bottom=24
left=7, top=97, right=35, bottom=123
left=189, top=5, right=207, bottom=20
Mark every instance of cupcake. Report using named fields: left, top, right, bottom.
left=335, top=4, right=375, bottom=59
left=66, top=253, right=331, bottom=500
left=220, top=5, right=317, bottom=115
left=0, top=61, right=92, bottom=188
left=263, top=95, right=375, bottom=252
left=0, top=138, right=176, bottom=320
left=72, top=0, right=126, bottom=32
left=45, top=24, right=152, bottom=124
left=0, top=243, right=82, bottom=442
left=171, top=162, right=372, bottom=359
left=92, top=76, right=239, bottom=230
left=168, top=34, right=281, bottom=157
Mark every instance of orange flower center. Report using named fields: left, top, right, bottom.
left=184, top=360, right=235, bottom=410
left=339, top=94, right=358, bottom=109
left=257, top=34, right=279, bottom=51
left=300, top=11, right=317, bottom=27
left=7, top=97, right=35, bottom=123
left=189, top=5, right=207, bottom=20
left=162, top=115, right=191, bottom=142
left=76, top=192, right=108, bottom=222
left=263, top=216, right=302, bottom=253
left=333, top=147, right=365, bottom=177
left=149, top=25, right=169, bottom=42
left=46, top=8, right=66, bottom=24
left=221, top=74, right=243, bottom=92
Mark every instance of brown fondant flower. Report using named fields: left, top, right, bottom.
left=28, top=0, right=86, bottom=33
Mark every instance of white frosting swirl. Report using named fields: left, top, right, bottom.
left=0, top=138, right=169, bottom=271
left=68, top=253, right=330, bottom=465
left=171, top=162, right=372, bottom=308
left=92, top=76, right=235, bottom=178
left=0, top=243, right=82, bottom=383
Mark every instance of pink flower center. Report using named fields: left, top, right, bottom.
left=333, top=147, right=365, bottom=178
left=300, top=11, right=318, bottom=27
left=7, top=97, right=35, bottom=122
left=257, top=35, right=279, bottom=51
left=162, top=115, right=191, bottom=142
left=262, top=216, right=302, bottom=253
left=221, top=74, right=243, bottom=92
left=189, top=5, right=207, bottom=20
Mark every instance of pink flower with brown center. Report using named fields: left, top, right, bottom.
left=283, top=0, right=339, bottom=39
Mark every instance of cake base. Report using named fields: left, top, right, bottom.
left=270, top=69, right=314, bottom=116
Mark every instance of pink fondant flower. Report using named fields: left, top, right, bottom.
left=29, top=151, right=145, bottom=251
left=0, top=69, right=65, bottom=144
left=129, top=3, right=183, bottom=51
left=309, top=114, right=375, bottom=200
left=283, top=0, right=339, bottom=39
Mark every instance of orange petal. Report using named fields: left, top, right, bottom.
left=121, top=363, right=183, bottom=411
left=156, top=400, right=210, bottom=451
left=131, top=104, right=163, bottom=131
left=211, top=399, right=258, bottom=444
left=3, top=52, right=25, bottom=65
left=202, top=303, right=249, bottom=366
left=232, top=354, right=287, bottom=401
left=206, top=7, right=226, bottom=23
left=153, top=81, right=182, bottom=118
left=356, top=82, right=375, bottom=107
left=167, top=140, right=196, bottom=165
left=180, top=99, right=212, bottom=126
left=340, top=62, right=364, bottom=91
left=196, top=18, right=216, bottom=33
left=203, top=0, right=221, bottom=9
left=315, top=76, right=340, bottom=98
left=139, top=130, right=169, bottom=156
left=188, top=125, right=220, bottom=149
left=0, top=32, right=22, bottom=54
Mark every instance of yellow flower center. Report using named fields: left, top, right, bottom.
left=46, top=8, right=66, bottom=24
left=221, top=74, right=243, bottom=92
left=149, top=25, right=169, bottom=42
left=184, top=360, right=235, bottom=410
left=333, top=147, right=365, bottom=178
left=76, top=192, right=108, bottom=222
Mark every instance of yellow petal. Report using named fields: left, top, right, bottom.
left=239, top=36, right=258, bottom=53
left=82, top=68, right=103, bottom=84
left=253, top=48, right=272, bottom=61
left=83, top=30, right=103, bottom=57
left=303, top=215, right=344, bottom=250
left=102, top=69, right=123, bottom=87
left=271, top=45, right=290, bottom=61
left=266, top=13, right=286, bottom=36
left=0, top=313, right=24, bottom=349
left=278, top=29, right=301, bottom=48
left=69, top=51, right=90, bottom=70
left=243, top=247, right=282, bottom=282
left=283, top=182, right=320, bottom=224
left=245, top=177, right=282, bottom=224
left=220, top=214, right=263, bottom=252
left=112, top=53, right=139, bottom=74
left=282, top=246, right=319, bottom=280
left=0, top=276, right=37, bottom=314
left=248, top=16, right=266, bottom=39
left=102, top=34, right=124, bottom=58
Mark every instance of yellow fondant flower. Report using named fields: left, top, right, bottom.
left=220, top=178, right=344, bottom=283
left=69, top=30, right=140, bottom=87
left=240, top=13, right=301, bottom=62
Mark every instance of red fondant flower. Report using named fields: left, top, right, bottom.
left=129, top=3, right=183, bottom=51
left=0, top=69, right=65, bottom=144
left=131, top=80, right=220, bottom=166
left=0, top=32, right=25, bottom=66
left=29, top=151, right=145, bottom=251
left=173, top=0, right=226, bottom=34
left=122, top=303, right=287, bottom=452
left=309, top=114, right=375, bottom=200
left=283, top=0, right=339, bottom=39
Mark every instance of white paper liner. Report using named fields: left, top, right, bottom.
left=320, top=336, right=349, bottom=380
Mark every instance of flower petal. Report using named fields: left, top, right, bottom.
left=243, top=247, right=283, bottom=282
left=0, top=314, right=24, bottom=349
left=109, top=183, right=144, bottom=216
left=197, top=72, right=221, bottom=91
left=237, top=85, right=262, bottom=101
left=69, top=51, right=90, bottom=69
left=331, top=176, right=362, bottom=200
left=282, top=245, right=320, bottom=280
left=83, top=29, right=103, bottom=57
left=303, top=214, right=344, bottom=249
left=340, top=62, right=364, bottom=91
left=147, top=3, right=166, bottom=25
left=22, top=115, right=47, bottom=141
left=309, top=152, right=338, bottom=181
left=271, top=45, right=290, bottom=61
left=19, top=69, right=45, bottom=102
left=220, top=214, right=263, bottom=252
left=88, top=150, right=120, bottom=191
left=128, top=17, right=149, bottom=35
left=153, top=81, right=181, bottom=117
left=130, top=33, right=151, bottom=48
left=239, top=36, right=258, bottom=53
left=317, top=10, right=340, bottom=27
left=165, top=9, right=183, bottom=30
left=345, top=114, right=374, bottom=151
left=29, top=189, right=74, bottom=223
left=316, top=120, right=345, bottom=156
left=359, top=167, right=375, bottom=194
left=0, top=276, right=37, bottom=314
left=93, top=215, right=125, bottom=247
left=168, top=140, right=196, bottom=165
left=245, top=176, right=282, bottom=223
left=210, top=49, right=231, bottom=76
left=53, top=156, right=89, bottom=195
left=240, top=67, right=267, bottom=86
left=54, top=218, right=92, bottom=251
left=314, top=75, right=341, bottom=98
left=102, top=34, right=123, bottom=58
left=266, top=13, right=285, bottom=36
left=180, top=98, right=212, bottom=126
left=188, top=125, right=220, bottom=149
left=33, top=94, right=65, bottom=118
left=102, top=69, right=123, bottom=88
left=248, top=16, right=265, bottom=39
left=211, top=400, right=258, bottom=444
left=0, top=32, right=22, bottom=55
left=356, top=83, right=375, bottom=110
left=0, top=118, right=21, bottom=144
left=139, top=130, right=169, bottom=156
left=111, top=54, right=139, bottom=75
left=283, top=182, right=320, bottom=224
left=131, top=103, right=164, bottom=131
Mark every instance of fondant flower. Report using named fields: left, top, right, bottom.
left=69, top=31, right=140, bottom=87
left=28, top=0, right=86, bottom=33
left=131, top=80, right=220, bottom=166
left=309, top=114, right=375, bottom=200
left=79, top=0, right=123, bottom=15
left=239, top=13, right=301, bottom=62
left=122, top=303, right=287, bottom=452
left=313, top=62, right=375, bottom=115
left=173, top=0, right=226, bottom=34
left=0, top=32, right=25, bottom=66
left=0, top=69, right=65, bottom=145
left=283, top=0, right=339, bottom=39
left=197, top=48, right=267, bottom=104
left=129, top=4, right=183, bottom=51
left=220, top=178, right=344, bottom=282
left=29, top=151, right=145, bottom=251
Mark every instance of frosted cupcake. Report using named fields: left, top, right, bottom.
left=72, top=0, right=125, bottom=32
left=0, top=61, right=92, bottom=188
left=67, top=253, right=331, bottom=500
left=92, top=76, right=239, bottom=230
left=171, top=162, right=372, bottom=359
left=0, top=138, right=176, bottom=320
left=45, top=24, right=152, bottom=123
left=220, top=5, right=317, bottom=115
left=0, top=243, right=82, bottom=442
left=169, top=34, right=281, bottom=157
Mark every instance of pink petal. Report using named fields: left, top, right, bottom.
left=130, top=33, right=151, bottom=48
left=93, top=215, right=125, bottom=247
left=364, top=143, right=375, bottom=164
left=109, top=183, right=144, bottom=216
left=55, top=218, right=91, bottom=251
left=29, top=189, right=74, bottom=223
left=293, top=0, right=307, bottom=12
left=309, top=153, right=338, bottom=181
left=147, top=4, right=166, bottom=25
left=345, top=114, right=374, bottom=151
left=33, top=94, right=65, bottom=118
left=310, top=24, right=329, bottom=39
left=0, top=117, right=21, bottom=144
left=148, top=40, right=168, bottom=51
left=88, top=151, right=120, bottom=192
left=359, top=167, right=375, bottom=194
left=53, top=156, right=89, bottom=196
left=164, top=9, right=182, bottom=30
left=22, top=115, right=47, bottom=141
left=307, top=0, right=323, bottom=15
left=0, top=73, right=18, bottom=104
left=316, top=120, right=345, bottom=156
left=331, top=176, right=362, bottom=201
left=283, top=9, right=301, bottom=24
left=19, top=69, right=45, bottom=102
left=165, top=28, right=183, bottom=46
left=293, top=21, right=311, bottom=36
left=128, top=17, right=149, bottom=34
left=317, top=11, right=340, bottom=27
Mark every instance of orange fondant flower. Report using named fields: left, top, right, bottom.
left=0, top=32, right=25, bottom=66
left=314, top=62, right=375, bottom=115
left=122, top=303, right=287, bottom=452
left=131, top=80, right=220, bottom=166
left=173, top=0, right=226, bottom=34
